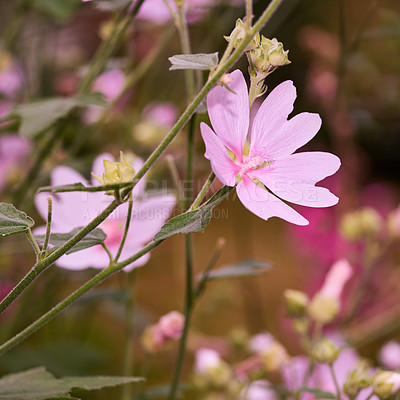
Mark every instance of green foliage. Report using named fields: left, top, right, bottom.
left=13, top=94, right=107, bottom=138
left=202, top=259, right=271, bottom=280
left=16, top=0, right=81, bottom=20
left=35, top=228, right=107, bottom=255
left=299, top=387, right=336, bottom=399
left=0, top=366, right=143, bottom=400
left=0, top=203, right=35, bottom=237
left=154, top=186, right=233, bottom=241
left=169, top=53, right=219, bottom=70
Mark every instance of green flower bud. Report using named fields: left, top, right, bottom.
left=92, top=151, right=135, bottom=195
left=311, top=338, right=340, bottom=364
left=293, top=318, right=310, bottom=336
left=284, top=289, right=309, bottom=317
left=340, top=207, right=382, bottom=241
left=373, top=371, right=400, bottom=399
left=308, top=292, right=339, bottom=324
left=224, top=19, right=260, bottom=51
left=343, top=360, right=372, bottom=398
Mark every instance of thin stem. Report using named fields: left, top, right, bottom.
left=167, top=234, right=194, bottom=400
left=25, top=230, right=40, bottom=260
left=189, top=172, right=215, bottom=211
left=246, top=0, right=253, bottom=27
left=121, top=272, right=135, bottom=400
left=114, top=196, right=133, bottom=263
left=184, top=115, right=196, bottom=211
left=329, top=363, right=342, bottom=400
left=166, top=155, right=183, bottom=207
left=102, top=243, right=114, bottom=264
left=0, top=241, right=160, bottom=356
left=42, top=196, right=53, bottom=254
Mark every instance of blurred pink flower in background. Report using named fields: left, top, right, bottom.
left=158, top=310, right=184, bottom=339
left=142, top=102, right=177, bottom=129
left=319, top=258, right=353, bottom=301
left=0, top=135, right=31, bottom=193
left=195, top=348, right=222, bottom=374
left=201, top=69, right=340, bottom=225
left=85, top=69, right=126, bottom=123
left=249, top=332, right=274, bottom=354
left=379, top=341, right=400, bottom=370
left=35, top=153, right=176, bottom=271
left=242, top=380, right=278, bottom=400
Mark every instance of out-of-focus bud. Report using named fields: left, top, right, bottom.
left=158, top=311, right=184, bottom=340
left=308, top=259, right=352, bottom=324
left=343, top=359, right=372, bottom=398
left=292, top=318, right=309, bottom=336
left=387, top=206, right=400, bottom=238
left=229, top=328, right=249, bottom=349
left=373, top=371, right=400, bottom=399
left=249, top=333, right=274, bottom=354
left=241, top=380, right=278, bottom=400
left=311, top=338, right=340, bottom=364
left=379, top=341, right=400, bottom=370
left=284, top=289, right=309, bottom=318
left=260, top=341, right=289, bottom=373
left=141, top=325, right=165, bottom=353
left=224, top=19, right=260, bottom=51
left=249, top=36, right=290, bottom=73
left=92, top=151, right=135, bottom=193
left=340, top=208, right=382, bottom=241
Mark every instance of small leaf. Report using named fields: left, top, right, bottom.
left=299, top=387, right=336, bottom=399
left=169, top=52, right=219, bottom=71
left=201, top=260, right=271, bottom=280
left=35, top=228, right=107, bottom=255
left=154, top=186, right=233, bottom=241
left=0, top=203, right=35, bottom=237
left=0, top=366, right=144, bottom=400
left=14, top=93, right=107, bottom=138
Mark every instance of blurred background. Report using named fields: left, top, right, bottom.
left=0, top=0, right=399, bottom=398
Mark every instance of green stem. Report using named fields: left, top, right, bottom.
left=121, top=272, right=135, bottom=400
left=0, top=241, right=159, bottom=356
left=42, top=196, right=53, bottom=254
left=167, top=234, right=194, bottom=400
left=102, top=243, right=114, bottom=264
left=115, top=196, right=133, bottom=263
left=329, top=363, right=342, bottom=400
left=246, top=0, right=253, bottom=27
left=25, top=229, right=40, bottom=260
left=189, top=172, right=215, bottom=210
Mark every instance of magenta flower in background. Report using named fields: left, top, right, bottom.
left=143, top=102, right=178, bottom=129
left=158, top=311, right=184, bottom=340
left=35, top=153, right=176, bottom=271
left=0, top=135, right=31, bottom=193
left=201, top=70, right=340, bottom=225
left=379, top=341, right=400, bottom=370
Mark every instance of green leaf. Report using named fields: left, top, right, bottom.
left=169, top=53, right=219, bottom=71
left=92, top=0, right=131, bottom=10
left=0, top=203, right=35, bottom=237
left=154, top=186, right=233, bottom=241
left=35, top=228, right=107, bottom=255
left=299, top=388, right=336, bottom=399
left=0, top=366, right=144, bottom=400
left=14, top=94, right=107, bottom=138
left=201, top=259, right=271, bottom=280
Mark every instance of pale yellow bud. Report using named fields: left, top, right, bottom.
left=308, top=292, right=339, bottom=324
left=260, top=342, right=289, bottom=373
left=343, top=360, right=372, bottom=398
left=311, top=338, right=340, bottom=364
left=373, top=371, right=400, bottom=399
left=224, top=19, right=260, bottom=51
left=284, top=289, right=309, bottom=318
left=340, top=208, right=382, bottom=241
left=293, top=318, right=309, bottom=336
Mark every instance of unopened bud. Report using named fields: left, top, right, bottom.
left=340, top=208, right=382, bottom=241
left=260, top=341, right=289, bottom=373
left=92, top=151, right=135, bottom=194
left=293, top=318, right=309, bottom=336
left=284, top=289, right=309, bottom=317
left=308, top=293, right=339, bottom=324
left=311, top=338, right=340, bottom=364
left=373, top=371, right=400, bottom=399
left=224, top=19, right=260, bottom=51
left=343, top=360, right=372, bottom=398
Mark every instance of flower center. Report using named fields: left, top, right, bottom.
left=239, top=155, right=268, bottom=175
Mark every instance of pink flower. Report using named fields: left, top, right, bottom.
left=242, top=380, right=278, bottom=400
left=142, top=102, right=177, bottom=128
left=379, top=341, right=400, bottom=370
left=319, top=259, right=353, bottom=300
left=249, top=332, right=275, bottom=354
left=195, top=348, right=222, bottom=374
left=158, top=311, right=184, bottom=339
left=0, top=135, right=31, bottom=192
left=35, top=153, right=176, bottom=271
left=200, top=70, right=340, bottom=226
left=92, top=69, right=125, bottom=102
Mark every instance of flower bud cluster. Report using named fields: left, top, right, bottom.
left=141, top=311, right=184, bottom=353
left=343, top=360, right=372, bottom=398
left=224, top=19, right=260, bottom=52
left=340, top=207, right=382, bottom=241
left=373, top=371, right=400, bottom=399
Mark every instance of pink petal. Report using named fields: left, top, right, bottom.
left=250, top=152, right=340, bottom=207
left=55, top=246, right=109, bottom=270
left=250, top=80, right=297, bottom=157
left=207, top=70, right=249, bottom=159
left=200, top=122, right=239, bottom=186
left=236, top=176, right=309, bottom=226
